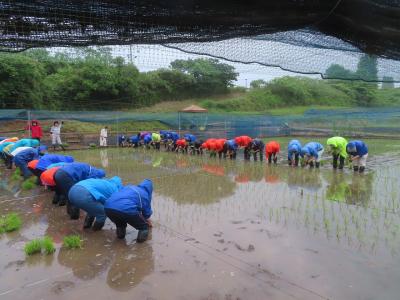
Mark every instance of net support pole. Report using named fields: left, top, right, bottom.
left=27, top=110, right=31, bottom=138
left=178, top=112, right=181, bottom=136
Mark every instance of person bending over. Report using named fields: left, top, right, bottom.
left=300, top=142, right=324, bottom=168
left=68, top=176, right=123, bottom=231
left=288, top=139, right=302, bottom=166
left=327, top=136, right=348, bottom=170
left=346, top=140, right=368, bottom=173
left=265, top=141, right=280, bottom=164
left=105, top=179, right=153, bottom=242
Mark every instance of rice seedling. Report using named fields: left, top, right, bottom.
left=0, top=213, right=22, bottom=233
left=41, top=236, right=56, bottom=254
left=21, top=177, right=36, bottom=191
left=24, top=239, right=42, bottom=256
left=24, top=236, right=56, bottom=256
left=10, top=168, right=22, bottom=181
left=63, top=235, right=82, bottom=249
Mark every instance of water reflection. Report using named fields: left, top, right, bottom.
left=324, top=172, right=374, bottom=205
left=58, top=231, right=113, bottom=280
left=286, top=167, right=322, bottom=191
left=107, top=241, right=154, bottom=291
left=100, top=150, right=109, bottom=168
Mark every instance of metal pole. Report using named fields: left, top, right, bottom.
left=178, top=112, right=181, bottom=136
left=27, top=110, right=31, bottom=138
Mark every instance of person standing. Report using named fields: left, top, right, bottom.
left=100, top=126, right=108, bottom=147
left=26, top=120, right=43, bottom=142
left=50, top=121, right=65, bottom=151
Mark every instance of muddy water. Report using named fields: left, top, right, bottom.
left=1, top=148, right=400, bottom=300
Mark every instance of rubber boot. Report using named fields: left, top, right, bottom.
left=83, top=215, right=95, bottom=229
left=288, top=160, right=292, bottom=166
left=116, top=226, right=126, bottom=239
left=52, top=193, right=60, bottom=204
left=338, top=156, right=345, bottom=170
left=58, top=195, right=67, bottom=206
left=309, top=161, right=315, bottom=168
left=137, top=229, right=149, bottom=243
left=92, top=221, right=105, bottom=231
left=273, top=157, right=278, bottom=164
left=69, top=205, right=80, bottom=220
left=333, top=156, right=338, bottom=169
left=359, top=166, right=365, bottom=173
left=353, top=166, right=359, bottom=172
left=315, top=162, right=320, bottom=168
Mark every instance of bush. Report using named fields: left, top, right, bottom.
left=0, top=213, right=22, bottom=233
left=63, top=235, right=82, bottom=249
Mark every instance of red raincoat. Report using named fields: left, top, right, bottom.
left=265, top=141, right=281, bottom=155
left=25, top=120, right=43, bottom=139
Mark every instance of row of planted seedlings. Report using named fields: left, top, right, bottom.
left=260, top=177, right=400, bottom=256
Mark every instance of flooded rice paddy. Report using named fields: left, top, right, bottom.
left=1, top=138, right=400, bottom=300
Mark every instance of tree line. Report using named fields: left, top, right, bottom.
left=0, top=48, right=238, bottom=110
left=0, top=49, right=398, bottom=111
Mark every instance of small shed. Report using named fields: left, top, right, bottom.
left=178, top=105, right=208, bottom=133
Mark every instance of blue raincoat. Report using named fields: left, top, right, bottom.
left=74, top=176, right=123, bottom=204
left=288, top=140, right=302, bottom=160
left=36, top=154, right=74, bottom=171
left=301, top=142, right=324, bottom=158
left=170, top=132, right=179, bottom=142
left=184, top=134, right=196, bottom=143
left=143, top=134, right=152, bottom=145
left=130, top=135, right=140, bottom=144
left=46, top=162, right=71, bottom=170
left=346, top=141, right=368, bottom=156
left=60, top=162, right=106, bottom=182
left=9, top=139, right=39, bottom=153
left=0, top=142, right=13, bottom=153
left=104, top=179, right=153, bottom=218
left=226, top=139, right=238, bottom=151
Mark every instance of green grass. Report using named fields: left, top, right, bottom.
left=24, top=239, right=42, bottom=256
left=24, top=236, right=56, bottom=256
left=0, top=213, right=22, bottom=233
left=63, top=235, right=82, bottom=249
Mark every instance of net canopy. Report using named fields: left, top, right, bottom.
left=1, top=0, right=400, bottom=82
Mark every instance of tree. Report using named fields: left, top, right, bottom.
left=250, top=79, right=267, bottom=89
left=325, top=64, right=354, bottom=80
left=356, top=54, right=378, bottom=82
left=382, top=76, right=395, bottom=89
left=170, top=58, right=238, bottom=96
left=0, top=53, right=46, bottom=108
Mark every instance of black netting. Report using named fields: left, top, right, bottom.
left=1, top=1, right=400, bottom=81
